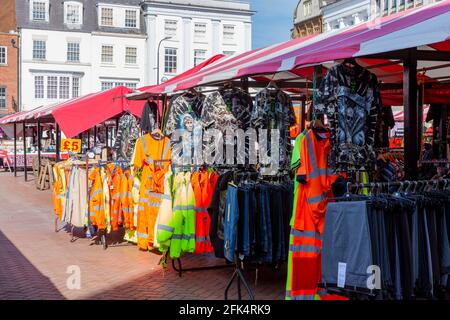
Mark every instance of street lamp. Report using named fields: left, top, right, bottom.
left=156, top=36, right=172, bottom=85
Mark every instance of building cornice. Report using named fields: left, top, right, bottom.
left=141, top=1, right=255, bottom=17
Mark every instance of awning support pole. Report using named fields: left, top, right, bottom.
left=37, top=119, right=42, bottom=177
left=23, top=121, right=27, bottom=182
left=56, top=123, right=61, bottom=162
left=403, top=48, right=419, bottom=179
left=13, top=122, right=17, bottom=176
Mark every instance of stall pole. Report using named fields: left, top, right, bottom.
left=37, top=119, right=42, bottom=175
left=105, top=125, right=109, bottom=148
left=417, top=83, right=424, bottom=159
left=94, top=125, right=97, bottom=146
left=55, top=124, right=61, bottom=162
left=13, top=122, right=17, bottom=176
left=22, top=121, right=27, bottom=182
left=300, top=95, right=307, bottom=132
left=403, top=48, right=419, bottom=179
left=87, top=129, right=91, bottom=149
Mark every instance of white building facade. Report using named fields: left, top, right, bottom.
left=17, top=0, right=147, bottom=111
left=141, top=0, right=253, bottom=85
left=322, top=0, right=371, bottom=33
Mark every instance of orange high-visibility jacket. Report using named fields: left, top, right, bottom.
left=121, top=169, right=135, bottom=230
left=107, top=163, right=123, bottom=231
left=52, top=163, right=66, bottom=220
left=134, top=134, right=171, bottom=250
left=191, top=170, right=218, bottom=254
left=289, top=128, right=337, bottom=300
left=89, top=168, right=106, bottom=230
left=295, top=129, right=337, bottom=234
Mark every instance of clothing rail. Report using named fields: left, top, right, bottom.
left=420, top=160, right=450, bottom=164
left=346, top=178, right=450, bottom=194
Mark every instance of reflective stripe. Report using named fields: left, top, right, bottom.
left=91, top=189, right=103, bottom=198
left=307, top=192, right=328, bottom=205
left=137, top=232, right=148, bottom=239
left=140, top=198, right=149, bottom=203
left=93, top=205, right=104, bottom=210
left=309, top=168, right=335, bottom=180
left=113, top=210, right=119, bottom=214
left=173, top=205, right=196, bottom=211
left=56, top=195, right=65, bottom=199
left=195, top=207, right=208, bottom=212
left=196, top=236, right=211, bottom=242
left=289, top=244, right=321, bottom=253
left=291, top=295, right=316, bottom=300
left=141, top=136, right=154, bottom=165
left=148, top=202, right=160, bottom=207
left=89, top=211, right=95, bottom=217
left=291, top=229, right=322, bottom=241
left=172, top=234, right=182, bottom=240
left=133, top=183, right=140, bottom=189
left=158, top=224, right=174, bottom=233
left=182, top=234, right=196, bottom=240
left=138, top=206, right=145, bottom=211
left=145, top=191, right=171, bottom=200
left=112, top=193, right=120, bottom=200
left=305, top=132, right=318, bottom=172
left=122, top=208, right=129, bottom=213
left=161, top=140, right=170, bottom=159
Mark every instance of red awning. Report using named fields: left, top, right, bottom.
left=0, top=86, right=145, bottom=138
left=146, top=1, right=450, bottom=93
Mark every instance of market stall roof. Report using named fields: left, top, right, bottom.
left=128, top=54, right=225, bottom=100
left=393, top=106, right=430, bottom=122
left=146, top=1, right=450, bottom=94
left=0, top=86, right=145, bottom=138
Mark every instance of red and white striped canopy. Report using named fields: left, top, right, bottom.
left=393, top=106, right=430, bottom=122
left=148, top=1, right=450, bottom=94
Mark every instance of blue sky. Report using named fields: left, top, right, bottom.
left=251, top=0, right=299, bottom=49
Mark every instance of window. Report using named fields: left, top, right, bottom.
left=59, top=77, right=70, bottom=99
left=194, top=49, right=206, bottom=66
left=101, top=82, right=114, bottom=91
left=33, top=40, right=46, bottom=60
left=72, top=77, right=80, bottom=98
left=125, top=47, right=137, bottom=64
left=67, top=42, right=80, bottom=62
left=101, top=7, right=113, bottom=26
left=0, top=87, right=6, bottom=109
left=35, top=76, right=44, bottom=99
left=0, top=47, right=6, bottom=65
left=125, top=83, right=137, bottom=90
left=65, top=2, right=82, bottom=24
left=125, top=10, right=137, bottom=28
left=194, top=23, right=207, bottom=40
left=391, top=0, right=397, bottom=9
left=31, top=0, right=48, bottom=21
left=164, top=48, right=177, bottom=73
left=223, top=25, right=235, bottom=41
left=223, top=51, right=235, bottom=57
left=47, top=76, right=58, bottom=99
left=165, top=20, right=177, bottom=37
left=101, top=45, right=113, bottom=63
left=303, top=0, right=312, bottom=16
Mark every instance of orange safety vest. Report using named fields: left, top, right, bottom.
left=191, top=169, right=218, bottom=254
left=52, top=164, right=65, bottom=220
left=290, top=128, right=337, bottom=299
left=134, top=134, right=171, bottom=250
left=89, top=168, right=106, bottom=230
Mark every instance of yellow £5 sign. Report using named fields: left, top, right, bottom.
left=61, top=139, right=82, bottom=153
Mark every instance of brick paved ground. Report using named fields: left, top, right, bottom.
left=0, top=172, right=286, bottom=300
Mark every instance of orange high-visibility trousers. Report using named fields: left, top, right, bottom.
left=89, top=168, right=106, bottom=230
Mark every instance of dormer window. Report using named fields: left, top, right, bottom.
left=30, top=0, right=49, bottom=22
left=64, top=1, right=83, bottom=25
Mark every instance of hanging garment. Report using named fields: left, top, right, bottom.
left=107, top=163, right=123, bottom=231
left=89, top=168, right=106, bottom=230
left=62, top=166, right=87, bottom=228
left=218, top=87, right=254, bottom=130
left=169, top=172, right=197, bottom=259
left=121, top=169, right=135, bottom=230
left=52, top=163, right=68, bottom=220
left=314, top=63, right=382, bottom=172
left=140, top=101, right=158, bottom=133
left=192, top=170, right=218, bottom=254
left=208, top=171, right=234, bottom=259
left=114, top=113, right=139, bottom=162
left=134, top=133, right=171, bottom=250
left=101, top=167, right=112, bottom=233
left=251, top=87, right=296, bottom=169
left=156, top=171, right=174, bottom=253
left=287, top=128, right=337, bottom=300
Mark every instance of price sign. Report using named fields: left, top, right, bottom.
left=61, top=139, right=82, bottom=153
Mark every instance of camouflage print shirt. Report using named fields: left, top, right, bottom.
left=114, top=114, right=139, bottom=162
left=218, top=87, right=254, bottom=130
left=251, top=88, right=296, bottom=168
left=314, top=64, right=382, bottom=172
